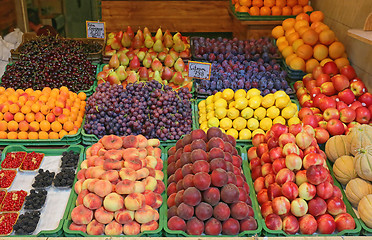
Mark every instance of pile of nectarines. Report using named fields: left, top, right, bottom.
left=167, top=128, right=257, bottom=235
left=69, top=134, right=164, bottom=235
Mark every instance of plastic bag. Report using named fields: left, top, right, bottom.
left=4, top=28, right=23, bottom=48
left=0, top=37, right=14, bottom=61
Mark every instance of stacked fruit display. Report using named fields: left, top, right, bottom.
left=84, top=81, right=192, bottom=141
left=295, top=62, right=371, bottom=138
left=272, top=11, right=349, bottom=73
left=167, top=128, right=257, bottom=235
left=0, top=87, right=86, bottom=139
left=1, top=36, right=97, bottom=92
left=97, top=51, right=192, bottom=90
left=198, top=88, right=299, bottom=140
left=233, top=0, right=313, bottom=16
left=69, top=134, right=164, bottom=235
left=249, top=123, right=356, bottom=234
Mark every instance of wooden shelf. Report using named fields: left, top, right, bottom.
left=348, top=29, right=372, bottom=45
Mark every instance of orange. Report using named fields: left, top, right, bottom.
left=264, top=0, right=275, bottom=7
left=278, top=41, right=289, bottom=51
left=240, top=6, right=250, bottom=12
left=31, top=104, right=41, bottom=113
left=287, top=0, right=297, bottom=7
left=287, top=32, right=300, bottom=45
left=320, top=58, right=333, bottom=66
left=315, top=24, right=330, bottom=34
left=302, top=29, right=318, bottom=45
left=292, top=5, right=303, bottom=15
left=298, top=0, right=308, bottom=6
left=28, top=132, right=38, bottom=139
left=296, top=44, right=313, bottom=60
left=271, top=6, right=282, bottom=15
left=297, top=26, right=310, bottom=36
left=18, top=132, right=28, bottom=140
left=296, top=13, right=310, bottom=22
left=260, top=6, right=271, bottom=15
left=250, top=6, right=260, bottom=15
left=14, top=112, right=25, bottom=123
left=39, top=131, right=49, bottom=139
left=285, top=28, right=296, bottom=38
left=294, top=20, right=309, bottom=32
left=313, top=44, right=328, bottom=61
left=9, top=104, right=19, bottom=114
left=285, top=53, right=298, bottom=65
left=40, top=120, right=51, bottom=132
left=310, top=11, right=324, bottom=23
left=311, top=21, right=323, bottom=30
left=282, top=46, right=294, bottom=58
left=276, top=0, right=286, bottom=7
left=59, top=130, right=68, bottom=139
left=303, top=5, right=313, bottom=12
left=334, top=58, right=350, bottom=69
left=289, top=57, right=306, bottom=71
left=319, top=29, right=335, bottom=45
left=63, top=121, right=74, bottom=132
left=282, top=6, right=292, bottom=15
left=49, top=132, right=59, bottom=139
left=0, top=131, right=7, bottom=139
left=51, top=121, right=63, bottom=132
left=305, top=58, right=319, bottom=73
left=29, top=121, right=40, bottom=132
left=7, top=132, right=17, bottom=139
left=40, top=105, right=50, bottom=115
left=252, top=0, right=263, bottom=7
left=276, top=36, right=287, bottom=46
left=21, top=105, right=31, bottom=114
left=282, top=18, right=296, bottom=31
left=329, top=41, right=345, bottom=59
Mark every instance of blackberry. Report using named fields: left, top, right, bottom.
left=32, top=169, right=55, bottom=188
left=60, top=150, right=80, bottom=169
left=13, top=211, right=40, bottom=235
left=53, top=168, right=75, bottom=187
left=24, top=189, right=47, bottom=210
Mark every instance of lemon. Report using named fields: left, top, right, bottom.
left=214, top=92, right=222, bottom=101
left=199, top=114, right=207, bottom=124
left=232, top=117, right=247, bottom=131
left=235, top=97, right=249, bottom=110
left=247, top=88, right=261, bottom=99
left=229, top=101, right=236, bottom=109
left=208, top=117, right=219, bottom=128
left=254, top=107, right=267, bottom=121
left=239, top=129, right=252, bottom=140
left=249, top=95, right=262, bottom=109
left=215, top=107, right=227, bottom=119
left=200, top=121, right=208, bottom=129
left=206, top=95, right=214, bottom=105
left=274, top=90, right=287, bottom=99
left=198, top=100, right=206, bottom=109
left=241, top=107, right=254, bottom=119
left=266, top=106, right=280, bottom=119
left=281, top=105, right=297, bottom=119
left=227, top=108, right=240, bottom=120
left=288, top=117, right=301, bottom=126
left=199, top=108, right=206, bottom=115
left=214, top=98, right=228, bottom=109
left=273, top=116, right=286, bottom=125
left=261, top=94, right=275, bottom=108
left=260, top=117, right=273, bottom=131
left=207, top=111, right=215, bottom=120
left=275, top=96, right=290, bottom=109
left=252, top=129, right=265, bottom=137
left=206, top=103, right=214, bottom=112
left=290, top=102, right=298, bottom=111
left=222, top=89, right=234, bottom=101
left=247, top=118, right=259, bottom=131
left=234, top=89, right=247, bottom=100
left=220, top=118, right=233, bottom=130
left=219, top=128, right=226, bottom=133
left=226, top=128, right=239, bottom=139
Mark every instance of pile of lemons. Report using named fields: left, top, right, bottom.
left=198, top=88, right=300, bottom=140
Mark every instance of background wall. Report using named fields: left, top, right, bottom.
left=312, top=0, right=372, bottom=90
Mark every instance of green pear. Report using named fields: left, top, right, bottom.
left=121, top=32, right=132, bottom=48
left=174, top=58, right=185, bottom=72
left=119, top=53, right=130, bottom=66
left=173, top=39, right=185, bottom=53
left=153, top=70, right=163, bottom=83
left=153, top=39, right=164, bottom=53
left=173, top=32, right=182, bottom=42
left=143, top=54, right=153, bottom=68
left=154, top=27, right=163, bottom=41
left=143, top=27, right=151, bottom=39
left=115, top=66, right=127, bottom=81
left=109, top=54, right=120, bottom=69
left=144, top=35, right=154, bottom=49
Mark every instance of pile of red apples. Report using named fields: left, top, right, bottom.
left=69, top=135, right=165, bottom=235
left=295, top=62, right=371, bottom=139
left=249, top=123, right=355, bottom=235
left=166, top=128, right=257, bottom=235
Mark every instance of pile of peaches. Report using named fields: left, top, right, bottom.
left=69, top=134, right=165, bottom=235
left=0, top=86, right=86, bottom=140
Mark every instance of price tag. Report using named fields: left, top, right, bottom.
left=188, top=61, right=212, bottom=80
left=86, top=21, right=106, bottom=39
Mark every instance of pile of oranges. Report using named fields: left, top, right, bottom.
left=272, top=11, right=349, bottom=73
left=0, top=87, right=86, bottom=140
left=233, top=0, right=313, bottom=16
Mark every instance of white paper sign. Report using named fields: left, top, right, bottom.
left=86, top=21, right=106, bottom=39
left=188, top=61, right=211, bottom=80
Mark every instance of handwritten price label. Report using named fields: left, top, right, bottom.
left=86, top=21, right=106, bottom=39
left=188, top=61, right=211, bottom=80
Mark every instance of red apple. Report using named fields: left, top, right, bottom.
left=350, top=101, right=363, bottom=110
left=331, top=74, right=349, bottom=92
left=298, top=108, right=313, bottom=120
left=294, top=81, right=304, bottom=91
left=337, top=89, right=355, bottom=105
left=302, top=115, right=318, bottom=128
left=289, top=124, right=303, bottom=136
left=340, top=65, right=356, bottom=80
left=310, top=107, right=321, bottom=114
left=314, top=127, right=330, bottom=144
left=316, top=73, right=331, bottom=87
left=355, top=106, right=371, bottom=124
left=302, top=74, right=314, bottom=86
left=318, top=121, right=328, bottom=129
left=302, top=100, right=313, bottom=108
left=320, top=82, right=336, bottom=96
left=323, top=61, right=339, bottom=76
left=313, top=93, right=326, bottom=108
left=252, top=133, right=265, bottom=147
left=358, top=92, right=372, bottom=107
left=314, top=113, right=324, bottom=122
left=299, top=94, right=312, bottom=106
left=299, top=214, right=318, bottom=235
left=323, top=108, right=340, bottom=121
left=336, top=101, right=349, bottom=111
left=302, top=124, right=315, bottom=137
left=309, top=87, right=322, bottom=98
left=350, top=80, right=367, bottom=97
left=327, top=119, right=345, bottom=136
left=278, top=133, right=296, bottom=148
left=305, top=80, right=317, bottom=92
left=312, top=66, right=324, bottom=79
left=296, top=87, right=308, bottom=99
left=319, top=97, right=337, bottom=112
left=269, top=124, right=289, bottom=139
left=334, top=213, right=356, bottom=232
left=339, top=107, right=356, bottom=123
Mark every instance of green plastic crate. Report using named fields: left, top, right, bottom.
left=241, top=145, right=361, bottom=237
left=0, top=144, right=85, bottom=237
left=63, top=145, right=166, bottom=237
left=162, top=144, right=263, bottom=237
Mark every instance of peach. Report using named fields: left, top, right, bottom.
left=101, top=135, right=123, bottom=150
left=90, top=142, right=103, bottom=156
left=203, top=187, right=220, bottom=206
left=115, top=209, right=134, bottom=224
left=174, top=190, right=184, bottom=207
left=93, top=180, right=113, bottom=197
left=261, top=201, right=273, bottom=218
left=122, top=148, right=140, bottom=161
left=192, top=160, right=210, bottom=174
left=138, top=148, right=147, bottom=159
left=153, top=209, right=160, bottom=221
left=282, top=215, right=300, bottom=234
left=195, top=202, right=213, bottom=221
left=275, top=168, right=295, bottom=186
left=103, top=159, right=123, bottom=170
left=154, top=148, right=162, bottom=159
left=123, top=135, right=139, bottom=148
left=143, top=190, right=156, bottom=206
left=103, top=193, right=124, bottom=212
left=147, top=167, right=156, bottom=177
left=104, top=220, right=122, bottom=235
left=104, top=150, right=123, bottom=161
left=183, top=187, right=202, bottom=206
left=81, top=179, right=94, bottom=190
left=221, top=184, right=239, bottom=204
left=143, top=176, right=157, bottom=191
left=80, top=160, right=88, bottom=169
left=141, top=220, right=159, bottom=232
left=123, top=221, right=141, bottom=235
left=155, top=158, right=163, bottom=170
left=136, top=168, right=149, bottom=180
left=154, top=170, right=164, bottom=180
left=135, top=205, right=156, bottom=223
left=154, top=180, right=165, bottom=194
left=3, top=112, right=13, bottom=122
left=145, top=156, right=157, bottom=169
left=124, top=158, right=142, bottom=171
left=136, top=134, right=148, bottom=148
left=77, top=169, right=86, bottom=181
left=71, top=205, right=93, bottom=225
left=83, top=193, right=102, bottom=210
left=230, top=201, right=249, bottom=220
left=87, top=179, right=99, bottom=192
left=204, top=217, right=222, bottom=235
left=186, top=217, right=204, bottom=235
left=240, top=216, right=257, bottom=231
left=193, top=172, right=211, bottom=191
left=95, top=206, right=114, bottom=224
left=211, top=168, right=228, bottom=187
left=98, top=148, right=107, bottom=156
left=265, top=213, right=282, bottom=231
left=69, top=222, right=87, bottom=233
left=291, top=198, right=308, bottom=217
left=116, top=180, right=135, bottom=195
left=222, top=218, right=240, bottom=235
left=191, top=149, right=208, bottom=163
left=296, top=170, right=308, bottom=186
left=18, top=120, right=29, bottom=131
left=134, top=181, right=145, bottom=193
left=76, top=189, right=90, bottom=206
left=124, top=193, right=145, bottom=211
left=119, top=168, right=137, bottom=181
left=91, top=166, right=106, bottom=179
left=152, top=193, right=163, bottom=209
left=168, top=216, right=187, bottom=231
left=34, top=112, right=44, bottom=122
left=146, top=146, right=155, bottom=157
left=100, top=170, right=119, bottom=182
left=213, top=202, right=230, bottom=221
left=168, top=206, right=178, bottom=219
left=86, top=219, right=105, bottom=235
left=74, top=179, right=84, bottom=194
left=177, top=202, right=194, bottom=220
left=147, top=138, right=160, bottom=147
